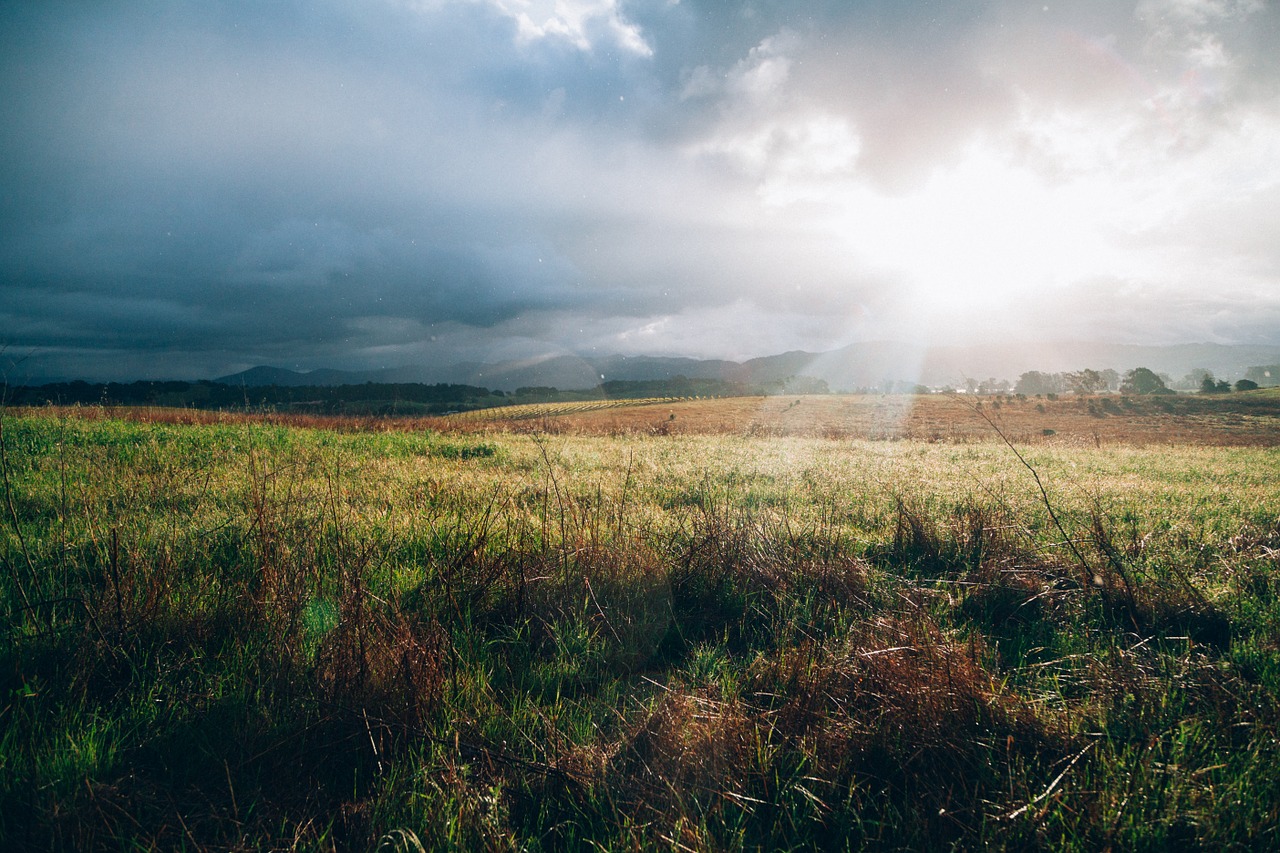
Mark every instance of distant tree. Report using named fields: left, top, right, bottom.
left=1066, top=368, right=1105, bottom=395
left=515, top=386, right=559, bottom=398
left=1216, top=379, right=1231, bottom=393
left=1185, top=368, right=1215, bottom=391
left=1235, top=379, right=1259, bottom=392
left=781, top=375, right=830, bottom=395
left=1099, top=368, right=1121, bottom=391
left=978, top=377, right=1011, bottom=395
left=1121, top=367, right=1171, bottom=395
left=1015, top=370, right=1064, bottom=396
left=1200, top=374, right=1221, bottom=394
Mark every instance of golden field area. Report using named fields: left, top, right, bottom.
left=444, top=390, right=1280, bottom=446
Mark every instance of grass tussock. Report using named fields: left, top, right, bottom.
left=621, top=614, right=1062, bottom=849
left=2, top=411, right=1279, bottom=849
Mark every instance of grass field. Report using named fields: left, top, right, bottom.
left=2, top=401, right=1279, bottom=850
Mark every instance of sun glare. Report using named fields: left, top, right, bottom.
left=836, top=145, right=1123, bottom=310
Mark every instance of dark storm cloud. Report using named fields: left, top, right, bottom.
left=1, top=0, right=631, bottom=372
left=2, top=0, right=1278, bottom=380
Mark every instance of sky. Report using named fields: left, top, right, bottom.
left=2, top=0, right=1279, bottom=381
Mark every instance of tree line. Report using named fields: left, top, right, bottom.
left=3, top=374, right=834, bottom=414
left=2, top=380, right=507, bottom=415
left=1014, top=367, right=1263, bottom=397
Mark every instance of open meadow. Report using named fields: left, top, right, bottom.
left=3, top=397, right=1280, bottom=850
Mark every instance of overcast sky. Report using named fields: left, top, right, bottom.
left=3, top=0, right=1279, bottom=380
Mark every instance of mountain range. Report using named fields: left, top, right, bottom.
left=214, top=341, right=1280, bottom=392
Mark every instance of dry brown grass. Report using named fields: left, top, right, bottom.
left=614, top=613, right=1066, bottom=846
left=440, top=392, right=1280, bottom=446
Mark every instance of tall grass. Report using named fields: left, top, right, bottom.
left=2, top=411, right=1278, bottom=849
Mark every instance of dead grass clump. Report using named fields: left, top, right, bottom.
left=882, top=499, right=1039, bottom=583
left=753, top=618, right=1059, bottom=791
left=955, top=517, right=1078, bottom=652
left=312, top=609, right=447, bottom=732
left=665, top=505, right=870, bottom=648
left=614, top=616, right=1066, bottom=842
left=615, top=689, right=758, bottom=819
left=959, top=569, right=1055, bottom=635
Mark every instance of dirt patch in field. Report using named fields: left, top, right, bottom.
left=440, top=393, right=1280, bottom=446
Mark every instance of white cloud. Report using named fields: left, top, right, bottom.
left=679, top=64, right=719, bottom=101
left=601, top=299, right=860, bottom=360
left=1137, top=0, right=1265, bottom=86
left=730, top=34, right=794, bottom=101
left=481, top=0, right=651, bottom=54
left=680, top=30, right=862, bottom=190
left=1138, top=0, right=1264, bottom=29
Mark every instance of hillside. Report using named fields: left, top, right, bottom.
left=211, top=341, right=1280, bottom=392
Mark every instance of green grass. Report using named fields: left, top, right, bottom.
left=2, top=411, right=1279, bottom=850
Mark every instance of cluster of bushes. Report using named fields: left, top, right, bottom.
left=1201, top=376, right=1259, bottom=394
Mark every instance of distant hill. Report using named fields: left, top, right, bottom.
left=211, top=341, right=1280, bottom=393
left=730, top=341, right=1280, bottom=391
left=213, top=366, right=369, bottom=387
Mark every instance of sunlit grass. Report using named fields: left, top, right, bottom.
left=444, top=396, right=687, bottom=422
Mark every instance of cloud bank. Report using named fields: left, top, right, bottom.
left=2, top=0, right=1278, bottom=379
